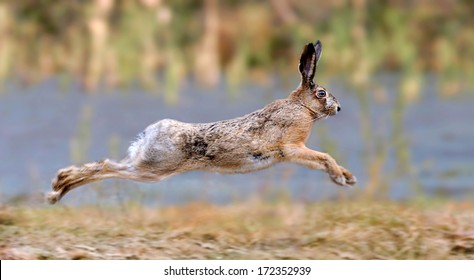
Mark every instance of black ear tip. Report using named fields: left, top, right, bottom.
left=315, top=40, right=322, bottom=48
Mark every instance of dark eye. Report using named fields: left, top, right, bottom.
left=316, top=89, right=327, bottom=98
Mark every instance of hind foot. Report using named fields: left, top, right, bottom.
left=51, top=166, right=79, bottom=192
left=46, top=191, right=62, bottom=204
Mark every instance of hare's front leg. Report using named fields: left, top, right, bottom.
left=284, top=145, right=356, bottom=186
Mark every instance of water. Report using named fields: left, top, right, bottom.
left=1, top=76, right=473, bottom=205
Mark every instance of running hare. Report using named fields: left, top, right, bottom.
left=47, top=40, right=356, bottom=204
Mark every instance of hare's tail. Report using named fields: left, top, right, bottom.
left=47, top=159, right=154, bottom=204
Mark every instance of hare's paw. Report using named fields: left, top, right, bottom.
left=331, top=175, right=346, bottom=186
left=340, top=166, right=356, bottom=186
left=345, top=174, right=357, bottom=185
left=46, top=191, right=61, bottom=205
left=329, top=166, right=356, bottom=187
left=329, top=170, right=346, bottom=186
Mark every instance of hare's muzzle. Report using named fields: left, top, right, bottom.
left=324, top=94, right=341, bottom=116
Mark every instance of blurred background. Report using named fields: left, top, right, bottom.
left=1, top=0, right=474, bottom=206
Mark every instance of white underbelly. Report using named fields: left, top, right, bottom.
left=210, top=156, right=276, bottom=174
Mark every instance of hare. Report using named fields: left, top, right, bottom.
left=47, top=40, right=356, bottom=204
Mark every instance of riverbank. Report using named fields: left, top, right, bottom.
left=1, top=199, right=473, bottom=259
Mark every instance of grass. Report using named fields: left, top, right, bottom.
left=1, top=199, right=474, bottom=260
left=1, top=1, right=473, bottom=94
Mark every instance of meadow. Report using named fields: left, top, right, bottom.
left=2, top=199, right=474, bottom=260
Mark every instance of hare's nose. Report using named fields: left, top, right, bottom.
left=337, top=106, right=341, bottom=112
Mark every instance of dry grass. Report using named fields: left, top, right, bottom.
left=1, top=200, right=474, bottom=260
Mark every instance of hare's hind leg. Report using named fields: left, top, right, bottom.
left=284, top=145, right=356, bottom=186
left=47, top=159, right=164, bottom=204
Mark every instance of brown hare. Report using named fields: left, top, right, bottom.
left=47, top=40, right=356, bottom=204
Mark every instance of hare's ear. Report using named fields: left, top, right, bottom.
left=299, top=40, right=322, bottom=87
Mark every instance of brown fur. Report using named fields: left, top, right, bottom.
left=47, top=40, right=356, bottom=204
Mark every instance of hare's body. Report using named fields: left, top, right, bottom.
left=47, top=40, right=356, bottom=204
left=130, top=99, right=308, bottom=175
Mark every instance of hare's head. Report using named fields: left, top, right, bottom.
left=297, top=40, right=341, bottom=117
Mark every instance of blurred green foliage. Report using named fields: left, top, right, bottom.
left=0, top=0, right=472, bottom=95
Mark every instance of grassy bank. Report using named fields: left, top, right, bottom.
left=1, top=200, right=474, bottom=259
left=1, top=1, right=473, bottom=94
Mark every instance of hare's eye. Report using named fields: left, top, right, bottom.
left=316, top=90, right=327, bottom=98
